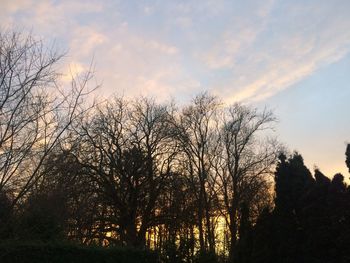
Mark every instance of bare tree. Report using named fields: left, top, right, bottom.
left=73, top=97, right=177, bottom=247
left=172, top=93, right=221, bottom=254
left=0, top=30, right=94, bottom=208
left=214, top=103, right=279, bottom=260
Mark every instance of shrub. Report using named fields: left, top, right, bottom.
left=0, top=241, right=159, bottom=263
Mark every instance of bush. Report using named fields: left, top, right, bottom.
left=194, top=251, right=218, bottom=263
left=0, top=242, right=159, bottom=263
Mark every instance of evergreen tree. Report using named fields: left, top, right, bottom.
left=236, top=150, right=350, bottom=263
left=274, top=153, right=314, bottom=213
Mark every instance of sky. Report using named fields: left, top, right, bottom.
left=1, top=0, right=349, bottom=178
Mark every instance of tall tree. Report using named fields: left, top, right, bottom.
left=74, top=97, right=176, bottom=247
left=0, top=31, right=93, bottom=210
left=173, top=93, right=220, bottom=254
left=215, top=104, right=278, bottom=261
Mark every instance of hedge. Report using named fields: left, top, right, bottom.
left=0, top=242, right=159, bottom=263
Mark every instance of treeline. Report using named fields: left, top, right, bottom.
left=0, top=30, right=349, bottom=263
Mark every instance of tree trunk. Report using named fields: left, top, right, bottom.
left=198, top=184, right=205, bottom=253
left=229, top=202, right=238, bottom=262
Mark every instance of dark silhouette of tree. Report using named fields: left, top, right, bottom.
left=69, top=97, right=177, bottom=248
left=346, top=144, right=350, bottom=172
left=215, top=104, right=278, bottom=261
left=237, top=148, right=350, bottom=263
left=0, top=30, right=94, bottom=211
left=172, top=93, right=221, bottom=254
left=274, top=153, right=315, bottom=222
left=28, top=148, right=96, bottom=244
left=16, top=192, right=66, bottom=241
left=0, top=190, right=12, bottom=238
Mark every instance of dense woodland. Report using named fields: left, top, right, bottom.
left=1, top=31, right=349, bottom=263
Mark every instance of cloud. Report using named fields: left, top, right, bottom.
left=0, top=0, right=31, bottom=14
left=1, top=0, right=350, bottom=104
left=0, top=0, right=187, bottom=100
left=201, top=27, right=262, bottom=69
left=1, top=0, right=105, bottom=38
left=64, top=22, right=184, bottom=101
left=69, top=27, right=108, bottom=58
left=198, top=1, right=275, bottom=70
left=173, top=17, right=193, bottom=29
left=0, top=0, right=33, bottom=26
left=206, top=0, right=350, bottom=103
left=142, top=5, right=155, bottom=16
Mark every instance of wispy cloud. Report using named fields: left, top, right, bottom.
left=1, top=0, right=350, bottom=103
left=204, top=0, right=350, bottom=103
